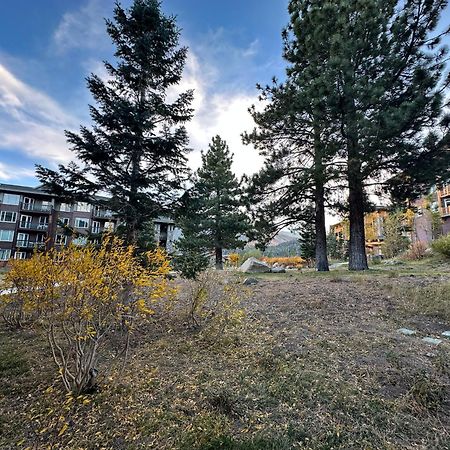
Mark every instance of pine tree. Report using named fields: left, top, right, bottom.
left=178, top=136, right=249, bottom=270
left=321, top=0, right=447, bottom=270
left=243, top=2, right=342, bottom=272
left=36, top=0, right=193, bottom=244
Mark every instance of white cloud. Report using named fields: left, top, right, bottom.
left=0, top=162, right=36, bottom=182
left=175, top=50, right=264, bottom=178
left=52, top=0, right=111, bottom=53
left=0, top=63, right=76, bottom=164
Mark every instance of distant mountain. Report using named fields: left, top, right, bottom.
left=269, top=230, right=300, bottom=246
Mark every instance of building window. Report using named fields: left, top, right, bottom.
left=92, top=221, right=101, bottom=233
left=0, top=211, right=17, bottom=223
left=20, top=215, right=32, bottom=228
left=59, top=217, right=70, bottom=226
left=72, top=236, right=88, bottom=246
left=0, top=230, right=14, bottom=242
left=75, top=218, right=90, bottom=229
left=75, top=202, right=91, bottom=212
left=14, top=252, right=27, bottom=260
left=0, top=249, right=11, bottom=260
left=17, top=233, right=29, bottom=246
left=2, top=194, right=20, bottom=205
left=59, top=203, right=72, bottom=212
left=55, top=235, right=68, bottom=245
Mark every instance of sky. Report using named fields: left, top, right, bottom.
left=0, top=0, right=289, bottom=186
left=0, top=0, right=449, bottom=201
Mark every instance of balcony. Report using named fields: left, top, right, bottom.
left=18, top=222, right=49, bottom=231
left=20, top=203, right=52, bottom=213
left=440, top=185, right=450, bottom=198
left=441, top=206, right=450, bottom=217
left=16, top=240, right=46, bottom=250
left=93, top=209, right=115, bottom=219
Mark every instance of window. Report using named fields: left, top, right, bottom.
left=55, top=235, right=68, bottom=245
left=92, top=221, right=101, bottom=233
left=75, top=202, right=91, bottom=212
left=0, top=230, right=14, bottom=242
left=2, top=194, right=20, bottom=205
left=14, top=252, right=27, bottom=260
left=72, top=236, right=88, bottom=246
left=17, top=233, right=29, bottom=244
left=75, top=218, right=90, bottom=228
left=0, top=249, right=11, bottom=260
left=104, top=221, right=115, bottom=231
left=22, top=197, right=35, bottom=210
left=59, top=217, right=70, bottom=226
left=0, top=211, right=17, bottom=223
left=59, top=203, right=72, bottom=212
left=38, top=216, right=49, bottom=229
left=19, top=215, right=32, bottom=228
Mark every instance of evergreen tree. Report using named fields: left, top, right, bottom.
left=243, top=3, right=341, bottom=271
left=178, top=136, right=249, bottom=270
left=36, top=0, right=193, bottom=244
left=302, top=0, right=448, bottom=270
left=298, top=210, right=316, bottom=264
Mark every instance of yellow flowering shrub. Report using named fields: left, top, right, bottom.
left=227, top=253, right=240, bottom=267
left=0, top=236, right=173, bottom=394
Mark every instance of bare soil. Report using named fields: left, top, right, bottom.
left=1, top=271, right=449, bottom=449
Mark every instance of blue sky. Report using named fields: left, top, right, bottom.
left=0, top=0, right=288, bottom=186
left=0, top=0, right=449, bottom=187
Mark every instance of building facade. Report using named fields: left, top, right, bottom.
left=437, top=183, right=450, bottom=235
left=0, top=183, right=179, bottom=264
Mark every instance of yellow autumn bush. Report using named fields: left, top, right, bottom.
left=0, top=236, right=173, bottom=394
left=261, top=256, right=305, bottom=269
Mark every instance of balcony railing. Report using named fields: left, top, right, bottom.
left=20, top=203, right=52, bottom=213
left=16, top=240, right=46, bottom=249
left=18, top=222, right=48, bottom=231
left=441, top=206, right=450, bottom=217
left=93, top=209, right=115, bottom=219
left=440, top=185, right=450, bottom=198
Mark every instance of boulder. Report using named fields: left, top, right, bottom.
left=271, top=267, right=286, bottom=274
left=239, top=257, right=271, bottom=273
left=243, top=277, right=259, bottom=286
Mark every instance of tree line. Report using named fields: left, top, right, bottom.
left=37, top=0, right=450, bottom=272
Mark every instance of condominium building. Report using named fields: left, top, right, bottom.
left=437, top=183, right=450, bottom=235
left=0, top=183, right=179, bottom=264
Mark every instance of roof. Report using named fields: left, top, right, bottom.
left=0, top=183, right=53, bottom=197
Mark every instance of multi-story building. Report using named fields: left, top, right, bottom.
left=437, top=183, right=450, bottom=235
left=330, top=208, right=388, bottom=257
left=0, top=183, right=179, bottom=264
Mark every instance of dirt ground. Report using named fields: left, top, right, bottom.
left=1, top=269, right=450, bottom=449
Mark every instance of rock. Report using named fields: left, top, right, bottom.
left=272, top=262, right=280, bottom=268
left=271, top=267, right=286, bottom=274
left=442, top=331, right=450, bottom=339
left=422, top=337, right=442, bottom=345
left=243, top=277, right=259, bottom=286
left=167, top=271, right=177, bottom=280
left=398, top=328, right=416, bottom=336
left=239, top=257, right=271, bottom=274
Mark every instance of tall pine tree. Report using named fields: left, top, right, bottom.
left=244, top=1, right=341, bottom=272
left=36, top=0, right=193, bottom=244
left=299, top=0, right=449, bottom=270
left=178, top=136, right=249, bottom=270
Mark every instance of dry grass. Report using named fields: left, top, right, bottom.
left=1, top=272, right=450, bottom=449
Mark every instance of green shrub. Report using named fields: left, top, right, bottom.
left=431, top=234, right=450, bottom=258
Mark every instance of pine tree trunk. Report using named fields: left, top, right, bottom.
left=348, top=162, right=368, bottom=271
left=315, top=184, right=329, bottom=272
left=313, top=121, right=329, bottom=272
left=215, top=247, right=223, bottom=270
